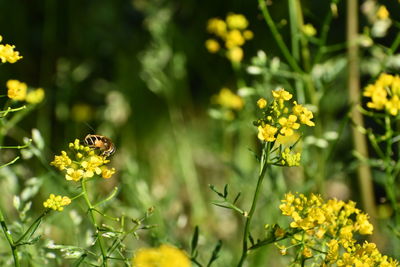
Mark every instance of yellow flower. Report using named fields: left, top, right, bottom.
left=50, top=151, right=72, bottom=170
left=302, top=247, right=313, bottom=258
left=292, top=101, right=315, bottom=126
left=101, top=166, right=116, bottom=179
left=302, top=24, right=317, bottom=37
left=257, top=98, right=267, bottom=109
left=43, top=194, right=71, bottom=211
left=226, top=46, right=243, bottom=62
left=243, top=30, right=254, bottom=40
left=52, top=138, right=115, bottom=181
left=279, top=115, right=300, bottom=136
left=258, top=124, right=278, bottom=142
left=226, top=13, right=249, bottom=30
left=81, top=155, right=104, bottom=178
left=0, top=39, right=22, bottom=64
left=66, top=168, right=84, bottom=181
left=7, top=80, right=27, bottom=101
left=377, top=5, right=389, bottom=20
left=281, top=147, right=301, bottom=166
left=212, top=88, right=244, bottom=110
left=207, top=18, right=227, bottom=37
left=356, top=213, right=373, bottom=235
left=26, top=88, right=45, bottom=104
left=205, top=39, right=220, bottom=53
left=133, top=244, right=190, bottom=267
left=385, top=95, right=400, bottom=116
left=225, top=30, right=245, bottom=49
left=272, top=88, right=293, bottom=101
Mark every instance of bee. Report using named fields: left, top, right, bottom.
left=84, top=134, right=116, bottom=157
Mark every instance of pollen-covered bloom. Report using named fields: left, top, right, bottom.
left=0, top=35, right=22, bottom=64
left=363, top=73, right=400, bottom=116
left=43, top=194, right=71, bottom=211
left=133, top=244, right=190, bottom=267
left=51, top=139, right=115, bottom=181
left=276, top=192, right=398, bottom=266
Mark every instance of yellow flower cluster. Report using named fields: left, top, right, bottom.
left=281, top=147, right=301, bottom=166
left=363, top=73, right=400, bottom=116
left=6, top=79, right=45, bottom=104
left=0, top=35, right=22, bottom=64
left=51, top=139, right=116, bottom=181
left=206, top=13, right=253, bottom=62
left=278, top=192, right=398, bottom=266
left=255, top=88, right=315, bottom=143
left=132, top=244, right=190, bottom=267
left=43, top=194, right=71, bottom=212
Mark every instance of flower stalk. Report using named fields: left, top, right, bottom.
left=81, top=178, right=109, bottom=267
left=237, top=142, right=270, bottom=267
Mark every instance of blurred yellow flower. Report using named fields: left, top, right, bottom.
left=207, top=18, right=227, bottom=37
left=43, top=194, right=71, bottom=212
left=363, top=73, right=400, bottom=116
left=377, top=5, right=389, bottom=20
left=213, top=88, right=244, bottom=110
left=257, top=98, right=267, bottom=109
left=243, top=30, right=254, bottom=40
left=205, top=39, right=220, bottom=53
left=225, top=30, right=245, bottom=49
left=302, top=23, right=317, bottom=37
left=226, top=13, right=249, bottom=30
left=226, top=46, right=243, bottom=62
left=133, top=244, right=190, bottom=267
left=7, top=79, right=27, bottom=101
left=0, top=36, right=22, bottom=64
left=101, top=166, right=116, bottom=179
left=26, top=88, right=45, bottom=104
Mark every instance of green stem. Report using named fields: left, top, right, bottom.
left=237, top=143, right=271, bottom=267
left=81, top=179, right=108, bottom=267
left=0, top=208, right=20, bottom=267
left=258, top=0, right=303, bottom=74
left=15, top=211, right=48, bottom=245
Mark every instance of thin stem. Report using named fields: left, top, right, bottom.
left=81, top=179, right=108, bottom=267
left=237, top=143, right=271, bottom=267
left=15, top=211, right=48, bottom=245
left=0, top=208, right=20, bottom=267
left=258, top=0, right=303, bottom=74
